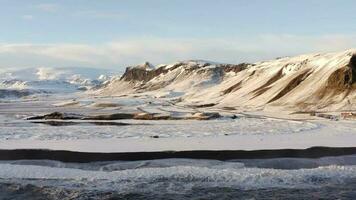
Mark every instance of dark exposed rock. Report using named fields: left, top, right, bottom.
left=120, top=62, right=180, bottom=83
left=221, top=63, right=251, bottom=73
left=83, top=113, right=135, bottom=120
left=189, top=103, right=217, bottom=108
left=222, top=81, right=243, bottom=95
left=31, top=121, right=133, bottom=126
left=0, top=89, right=32, bottom=98
left=27, top=112, right=84, bottom=120
left=316, top=54, right=356, bottom=100
left=119, top=61, right=251, bottom=84
left=133, top=113, right=171, bottom=120
left=231, top=115, right=239, bottom=119
left=268, top=69, right=313, bottom=103
left=222, top=107, right=237, bottom=110
left=31, top=121, right=80, bottom=126
left=27, top=110, right=223, bottom=122
left=251, top=68, right=284, bottom=98
left=77, top=86, right=88, bottom=91
left=28, top=112, right=134, bottom=121
left=314, top=113, right=339, bottom=120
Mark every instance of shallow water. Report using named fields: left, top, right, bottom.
left=1, top=157, right=356, bottom=199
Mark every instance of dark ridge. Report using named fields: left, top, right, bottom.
left=26, top=111, right=225, bottom=122
left=27, top=112, right=84, bottom=120
left=250, top=68, right=284, bottom=99
left=222, top=106, right=237, bottom=110
left=27, top=112, right=136, bottom=121
left=350, top=54, right=356, bottom=84
left=316, top=55, right=356, bottom=100
left=120, top=62, right=179, bottom=83
left=251, top=87, right=270, bottom=98
left=31, top=121, right=132, bottom=126
left=1, top=147, right=356, bottom=163
left=221, top=63, right=250, bottom=73
left=83, top=113, right=135, bottom=120
left=120, top=62, right=250, bottom=83
left=189, top=103, right=217, bottom=108
left=268, top=69, right=312, bottom=103
left=222, top=81, right=243, bottom=95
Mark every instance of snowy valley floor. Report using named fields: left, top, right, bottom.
left=0, top=93, right=355, bottom=152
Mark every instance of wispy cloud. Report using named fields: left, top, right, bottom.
left=35, top=3, right=60, bottom=12
left=0, top=35, right=355, bottom=70
left=74, top=10, right=125, bottom=20
left=0, top=44, right=103, bottom=63
left=22, top=15, right=34, bottom=20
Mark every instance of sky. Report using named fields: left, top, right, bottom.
left=0, top=0, right=356, bottom=71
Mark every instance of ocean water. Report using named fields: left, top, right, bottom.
left=1, top=180, right=356, bottom=200
left=0, top=157, right=356, bottom=199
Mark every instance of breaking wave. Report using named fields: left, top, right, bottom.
left=1, top=156, right=356, bottom=199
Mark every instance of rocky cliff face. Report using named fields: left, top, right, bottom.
left=98, top=50, right=356, bottom=111
left=120, top=61, right=250, bottom=83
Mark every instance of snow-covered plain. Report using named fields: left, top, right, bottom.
left=0, top=93, right=356, bottom=152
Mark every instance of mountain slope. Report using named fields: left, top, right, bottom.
left=98, top=49, right=356, bottom=112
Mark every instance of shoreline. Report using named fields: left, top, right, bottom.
left=1, top=146, right=356, bottom=163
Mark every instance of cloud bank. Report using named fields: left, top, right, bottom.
left=1, top=35, right=356, bottom=71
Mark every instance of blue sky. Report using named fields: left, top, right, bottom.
left=0, top=0, right=356, bottom=70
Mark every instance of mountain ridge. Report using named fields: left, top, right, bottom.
left=98, top=49, right=356, bottom=112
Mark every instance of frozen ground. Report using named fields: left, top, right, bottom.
left=0, top=93, right=356, bottom=152
left=0, top=117, right=319, bottom=140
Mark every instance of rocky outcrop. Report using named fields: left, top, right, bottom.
left=221, top=63, right=250, bottom=73
left=27, top=112, right=84, bottom=120
left=27, top=111, right=225, bottom=121
left=315, top=54, right=356, bottom=101
left=119, top=61, right=250, bottom=83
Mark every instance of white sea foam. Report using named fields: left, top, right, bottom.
left=0, top=160, right=355, bottom=191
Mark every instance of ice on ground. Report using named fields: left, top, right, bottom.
left=0, top=118, right=319, bottom=140
left=0, top=91, right=355, bottom=152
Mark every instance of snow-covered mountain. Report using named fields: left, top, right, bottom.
left=0, top=67, right=117, bottom=98
left=98, top=49, right=356, bottom=112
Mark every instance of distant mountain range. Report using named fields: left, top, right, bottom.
left=0, top=67, right=117, bottom=98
